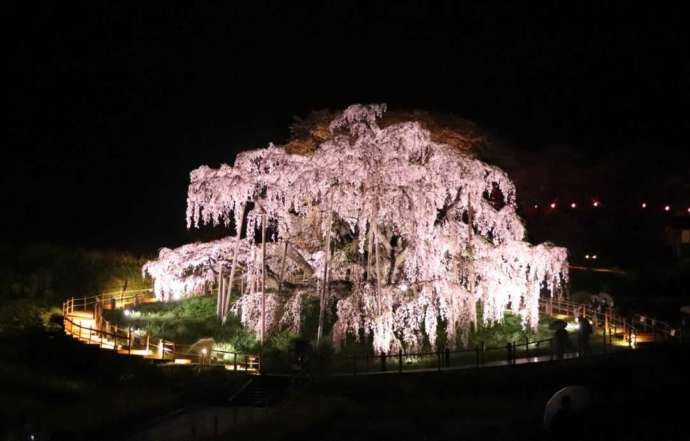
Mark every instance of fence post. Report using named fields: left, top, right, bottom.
left=444, top=347, right=450, bottom=368
left=234, top=352, right=238, bottom=371
left=480, top=342, right=485, bottom=365
left=437, top=349, right=441, bottom=372
left=398, top=349, right=403, bottom=373
left=613, top=320, right=617, bottom=342
left=603, top=326, right=607, bottom=353
left=604, top=311, right=609, bottom=339
left=128, top=328, right=132, bottom=355
left=365, top=352, right=369, bottom=373
left=380, top=353, right=386, bottom=372
left=525, top=337, right=530, bottom=359
left=353, top=354, right=357, bottom=376
left=475, top=345, right=480, bottom=368
left=506, top=342, right=512, bottom=364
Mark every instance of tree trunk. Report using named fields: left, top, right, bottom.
left=286, top=244, right=314, bottom=275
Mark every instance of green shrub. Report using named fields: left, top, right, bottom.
left=112, top=295, right=257, bottom=350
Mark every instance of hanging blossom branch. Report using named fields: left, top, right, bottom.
left=144, top=103, right=569, bottom=354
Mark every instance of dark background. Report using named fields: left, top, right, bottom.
left=3, top=6, right=690, bottom=439
left=6, top=1, right=689, bottom=257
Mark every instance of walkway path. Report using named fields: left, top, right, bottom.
left=63, top=289, right=260, bottom=370
left=330, top=352, right=587, bottom=376
left=63, top=291, right=677, bottom=376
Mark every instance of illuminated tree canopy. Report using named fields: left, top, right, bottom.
left=143, top=104, right=568, bottom=354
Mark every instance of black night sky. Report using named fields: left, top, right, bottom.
left=7, top=2, right=689, bottom=251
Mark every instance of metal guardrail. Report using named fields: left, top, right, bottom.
left=319, top=297, right=680, bottom=376
left=62, top=290, right=261, bottom=372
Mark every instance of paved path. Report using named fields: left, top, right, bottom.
left=63, top=293, right=671, bottom=377
left=329, top=348, right=629, bottom=377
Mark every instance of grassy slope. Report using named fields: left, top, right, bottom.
left=106, top=294, right=586, bottom=375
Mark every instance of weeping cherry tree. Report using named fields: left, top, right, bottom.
left=143, top=104, right=568, bottom=354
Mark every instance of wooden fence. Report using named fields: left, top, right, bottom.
left=62, top=291, right=678, bottom=376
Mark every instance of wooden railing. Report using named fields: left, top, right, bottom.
left=62, top=291, right=677, bottom=376
left=62, top=290, right=261, bottom=372
left=544, top=297, right=678, bottom=344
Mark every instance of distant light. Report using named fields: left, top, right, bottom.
left=533, top=204, right=539, bottom=209
left=570, top=202, right=577, bottom=208
left=664, top=205, right=671, bottom=212
left=550, top=202, right=556, bottom=209
left=399, top=283, right=409, bottom=292
left=201, top=348, right=208, bottom=355
left=566, top=321, right=579, bottom=332
left=591, top=255, right=597, bottom=260
left=592, top=201, right=599, bottom=207
left=585, top=255, right=590, bottom=259
left=687, top=207, right=690, bottom=213
left=641, top=202, right=647, bottom=208
left=124, top=309, right=131, bottom=317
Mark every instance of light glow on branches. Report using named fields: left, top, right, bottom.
left=144, top=104, right=569, bottom=354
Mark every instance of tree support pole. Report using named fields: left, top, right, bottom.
left=217, top=266, right=224, bottom=318
left=374, top=228, right=383, bottom=315
left=278, top=240, right=288, bottom=296
left=261, top=213, right=267, bottom=346
left=223, top=203, right=246, bottom=322
left=317, top=210, right=333, bottom=346
left=367, top=223, right=373, bottom=281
